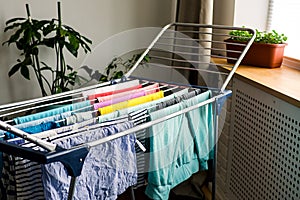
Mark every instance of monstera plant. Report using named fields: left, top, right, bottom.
left=2, top=2, right=92, bottom=96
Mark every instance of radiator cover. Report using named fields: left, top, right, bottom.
left=227, top=79, right=300, bottom=200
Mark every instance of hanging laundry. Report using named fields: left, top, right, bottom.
left=42, top=121, right=137, bottom=200
left=145, top=90, right=213, bottom=200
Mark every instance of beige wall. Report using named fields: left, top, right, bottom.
left=0, top=0, right=174, bottom=105
left=214, top=0, right=268, bottom=29
left=213, top=0, right=235, bottom=26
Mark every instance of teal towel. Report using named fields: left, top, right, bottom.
left=14, top=101, right=91, bottom=124
left=145, top=90, right=213, bottom=200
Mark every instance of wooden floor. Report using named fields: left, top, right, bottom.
left=117, top=169, right=213, bottom=199
left=201, top=185, right=212, bottom=200
left=117, top=184, right=212, bottom=200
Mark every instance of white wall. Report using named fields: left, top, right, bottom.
left=0, top=0, right=174, bottom=105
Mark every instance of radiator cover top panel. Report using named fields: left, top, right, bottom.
left=228, top=79, right=300, bottom=200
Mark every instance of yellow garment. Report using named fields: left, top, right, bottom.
left=99, top=90, right=164, bottom=115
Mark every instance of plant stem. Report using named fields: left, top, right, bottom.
left=53, top=44, right=59, bottom=94
left=57, top=1, right=65, bottom=92
left=26, top=4, right=48, bottom=96
left=40, top=74, right=52, bottom=91
left=32, top=55, right=48, bottom=96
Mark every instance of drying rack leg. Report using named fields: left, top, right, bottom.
left=212, top=142, right=217, bottom=200
left=67, top=176, right=77, bottom=200
left=130, top=186, right=136, bottom=200
left=211, top=102, right=219, bottom=200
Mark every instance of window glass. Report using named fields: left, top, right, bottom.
left=268, top=0, right=300, bottom=60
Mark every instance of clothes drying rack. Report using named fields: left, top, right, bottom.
left=0, top=23, right=255, bottom=200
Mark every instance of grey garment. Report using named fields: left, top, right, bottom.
left=156, top=89, right=201, bottom=110
left=1, top=153, right=16, bottom=200
left=14, top=144, right=45, bottom=200
left=42, top=112, right=120, bottom=140
left=1, top=143, right=45, bottom=200
left=156, top=97, right=180, bottom=110
left=65, top=111, right=95, bottom=126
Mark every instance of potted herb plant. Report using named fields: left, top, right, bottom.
left=225, top=29, right=287, bottom=68
left=2, top=2, right=92, bottom=96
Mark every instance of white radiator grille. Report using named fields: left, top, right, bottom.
left=227, top=79, right=300, bottom=200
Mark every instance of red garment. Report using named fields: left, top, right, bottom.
left=88, top=84, right=142, bottom=101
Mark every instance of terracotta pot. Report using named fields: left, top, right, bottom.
left=225, top=39, right=287, bottom=68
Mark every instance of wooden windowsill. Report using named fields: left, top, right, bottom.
left=213, top=58, right=300, bottom=108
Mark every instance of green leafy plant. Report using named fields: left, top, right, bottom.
left=2, top=2, right=92, bottom=96
left=229, top=29, right=287, bottom=44
left=98, top=53, right=150, bottom=82
left=79, top=53, right=150, bottom=86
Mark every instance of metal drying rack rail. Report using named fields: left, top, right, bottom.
left=0, top=23, right=255, bottom=200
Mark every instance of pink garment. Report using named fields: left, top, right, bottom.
left=87, top=84, right=142, bottom=101
left=84, top=79, right=141, bottom=101
left=93, top=83, right=160, bottom=110
left=97, top=83, right=159, bottom=102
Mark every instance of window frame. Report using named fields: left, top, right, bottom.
left=283, top=56, right=300, bottom=70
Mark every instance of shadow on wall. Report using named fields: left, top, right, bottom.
left=0, top=38, right=16, bottom=105
left=0, top=34, right=41, bottom=105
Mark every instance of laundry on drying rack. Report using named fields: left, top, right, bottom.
left=0, top=23, right=255, bottom=200
left=0, top=77, right=211, bottom=200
